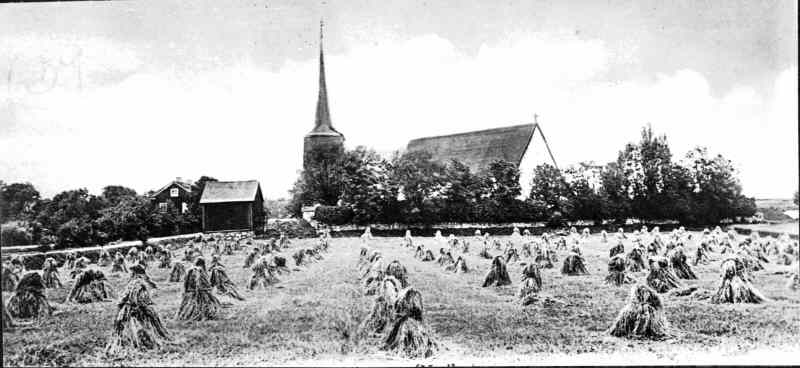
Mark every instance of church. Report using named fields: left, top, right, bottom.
left=299, top=21, right=560, bottom=201
left=406, top=119, right=559, bottom=198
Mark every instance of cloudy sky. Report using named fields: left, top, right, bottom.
left=0, top=0, right=797, bottom=200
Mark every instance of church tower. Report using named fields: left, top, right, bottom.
left=303, top=20, right=345, bottom=170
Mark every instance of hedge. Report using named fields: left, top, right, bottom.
left=313, top=205, right=354, bottom=225
left=263, top=219, right=317, bottom=239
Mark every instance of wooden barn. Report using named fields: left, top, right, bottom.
left=150, top=177, right=194, bottom=214
left=199, top=180, right=265, bottom=233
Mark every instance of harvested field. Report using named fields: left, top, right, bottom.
left=3, top=232, right=800, bottom=366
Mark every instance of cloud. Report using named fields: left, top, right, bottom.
left=0, top=32, right=796, bottom=200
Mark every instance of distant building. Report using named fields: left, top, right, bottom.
left=303, top=21, right=345, bottom=170
left=150, top=177, right=194, bottom=214
left=301, top=204, right=320, bottom=226
left=563, top=162, right=605, bottom=190
left=199, top=180, right=265, bottom=232
left=406, top=122, right=558, bottom=197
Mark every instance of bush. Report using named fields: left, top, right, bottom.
left=54, top=219, right=97, bottom=249
left=263, top=219, right=317, bottom=238
left=313, top=206, right=354, bottom=225
left=546, top=211, right=567, bottom=229
left=1, top=222, right=33, bottom=246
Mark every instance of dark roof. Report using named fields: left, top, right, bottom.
left=151, top=180, right=193, bottom=197
left=199, top=180, right=261, bottom=204
left=406, top=124, right=536, bottom=172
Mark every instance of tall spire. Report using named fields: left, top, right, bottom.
left=309, top=19, right=340, bottom=136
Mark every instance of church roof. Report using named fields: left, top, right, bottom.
left=307, top=21, right=343, bottom=138
left=199, top=180, right=262, bottom=204
left=406, top=124, right=536, bottom=172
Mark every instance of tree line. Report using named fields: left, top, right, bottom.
left=0, top=176, right=222, bottom=248
left=289, top=125, right=757, bottom=226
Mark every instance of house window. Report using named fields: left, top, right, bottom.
left=159, top=202, right=168, bottom=212
left=170, top=188, right=179, bottom=197
left=181, top=202, right=188, bottom=213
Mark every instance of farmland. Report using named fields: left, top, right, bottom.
left=3, top=232, right=800, bottom=366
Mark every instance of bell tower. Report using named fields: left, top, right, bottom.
left=303, top=20, right=345, bottom=170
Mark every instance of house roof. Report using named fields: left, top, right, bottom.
left=151, top=180, right=193, bottom=197
left=406, top=124, right=536, bottom=172
left=199, top=180, right=261, bottom=204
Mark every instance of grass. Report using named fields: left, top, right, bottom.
left=3, top=232, right=800, bottom=366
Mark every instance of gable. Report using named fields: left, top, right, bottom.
left=152, top=181, right=193, bottom=199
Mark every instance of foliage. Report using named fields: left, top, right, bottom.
left=263, top=219, right=317, bottom=238
left=678, top=147, right=755, bottom=223
left=598, top=162, right=630, bottom=224
left=338, top=147, right=395, bottom=225
left=566, top=176, right=605, bottom=223
left=529, top=164, right=570, bottom=214
left=265, top=198, right=290, bottom=219
left=1, top=221, right=33, bottom=246
left=389, top=150, right=448, bottom=224
left=1, top=182, right=41, bottom=221
left=0, top=179, right=204, bottom=249
left=100, top=186, right=137, bottom=207
left=313, top=205, right=354, bottom=225
left=94, top=196, right=154, bottom=242
left=616, top=125, right=674, bottom=220
left=440, top=160, right=486, bottom=223
left=184, top=176, right=217, bottom=231
left=32, top=189, right=107, bottom=248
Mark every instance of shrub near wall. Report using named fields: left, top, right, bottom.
left=263, top=219, right=317, bottom=238
left=313, top=206, right=354, bottom=226
left=1, top=222, right=33, bottom=247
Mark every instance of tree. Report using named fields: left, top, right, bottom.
left=441, top=160, right=484, bottom=222
left=286, top=176, right=309, bottom=217
left=566, top=177, right=605, bottom=223
left=680, top=147, right=756, bottom=224
left=617, top=125, right=673, bottom=220
left=389, top=151, right=447, bottom=224
left=94, top=196, right=151, bottom=242
left=529, top=164, right=570, bottom=214
left=1, top=182, right=41, bottom=221
left=794, top=190, right=799, bottom=206
left=33, top=188, right=106, bottom=248
left=480, top=160, right=525, bottom=222
left=486, top=160, right=522, bottom=203
left=658, top=164, right=693, bottom=223
left=301, top=146, right=346, bottom=207
left=175, top=176, right=217, bottom=230
left=1, top=222, right=32, bottom=246
left=100, top=185, right=137, bottom=207
left=265, top=198, right=290, bottom=219
left=599, top=162, right=631, bottom=223
left=338, top=147, right=394, bottom=225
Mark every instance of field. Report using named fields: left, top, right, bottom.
left=3, top=232, right=800, bottom=366
left=736, top=222, right=799, bottom=237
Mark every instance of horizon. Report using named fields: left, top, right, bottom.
left=1, top=0, right=797, bottom=200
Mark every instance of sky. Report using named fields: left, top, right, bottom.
left=0, top=0, right=797, bottom=200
